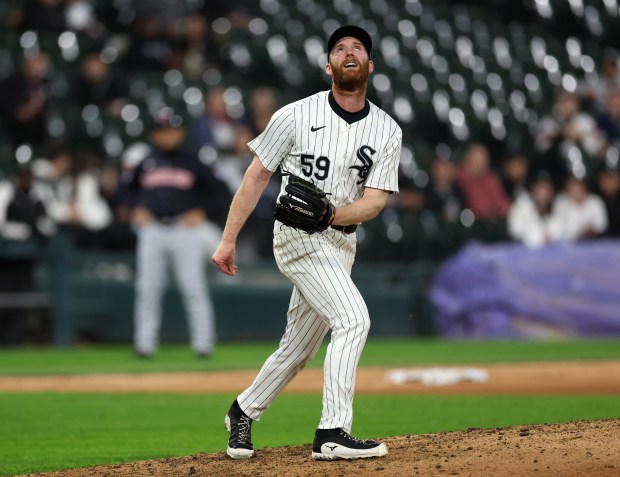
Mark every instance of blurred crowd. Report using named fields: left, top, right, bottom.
left=392, top=76, right=620, bottom=252
left=0, top=0, right=619, bottom=348
left=0, top=0, right=619, bottom=266
left=0, top=0, right=280, bottom=258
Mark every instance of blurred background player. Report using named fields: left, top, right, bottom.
left=126, top=107, right=225, bottom=358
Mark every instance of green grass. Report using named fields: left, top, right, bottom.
left=1, top=339, right=620, bottom=475
left=1, top=338, right=620, bottom=375
left=1, top=392, right=619, bottom=476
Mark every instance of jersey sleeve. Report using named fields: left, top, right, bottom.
left=247, top=105, right=295, bottom=172
left=364, top=124, right=402, bottom=194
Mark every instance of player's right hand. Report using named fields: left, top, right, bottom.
left=212, top=242, right=238, bottom=276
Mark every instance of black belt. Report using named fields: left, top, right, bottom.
left=331, top=224, right=357, bottom=234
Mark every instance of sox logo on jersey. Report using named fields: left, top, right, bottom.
left=350, top=145, right=376, bottom=184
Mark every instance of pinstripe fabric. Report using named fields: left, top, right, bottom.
left=248, top=90, right=402, bottom=205
left=239, top=90, right=401, bottom=433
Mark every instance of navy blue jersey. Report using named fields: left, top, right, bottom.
left=126, top=149, right=227, bottom=219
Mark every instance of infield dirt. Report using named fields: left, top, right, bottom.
left=18, top=420, right=620, bottom=477
left=9, top=360, right=620, bottom=476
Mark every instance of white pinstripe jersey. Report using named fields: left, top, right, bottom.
left=248, top=90, right=402, bottom=207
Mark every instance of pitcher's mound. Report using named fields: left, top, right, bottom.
left=22, top=419, right=620, bottom=477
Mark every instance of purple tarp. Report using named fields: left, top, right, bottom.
left=430, top=240, right=620, bottom=338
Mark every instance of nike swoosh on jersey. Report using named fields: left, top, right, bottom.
left=311, top=125, right=326, bottom=132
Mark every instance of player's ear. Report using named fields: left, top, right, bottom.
left=325, top=63, right=333, bottom=77
left=369, top=59, right=375, bottom=74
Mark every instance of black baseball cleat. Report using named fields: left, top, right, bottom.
left=311, top=428, right=388, bottom=460
left=224, top=400, right=254, bottom=459
left=134, top=350, right=153, bottom=359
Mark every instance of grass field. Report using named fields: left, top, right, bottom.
left=2, top=338, right=620, bottom=375
left=1, top=338, right=620, bottom=476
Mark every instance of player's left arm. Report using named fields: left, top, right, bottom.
left=332, top=187, right=389, bottom=225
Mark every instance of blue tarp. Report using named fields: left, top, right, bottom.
left=430, top=240, right=620, bottom=338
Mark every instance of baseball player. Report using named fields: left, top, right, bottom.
left=212, top=25, right=402, bottom=460
left=127, top=107, right=223, bottom=358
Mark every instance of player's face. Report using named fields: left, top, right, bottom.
left=150, top=127, right=187, bottom=152
left=326, top=37, right=374, bottom=91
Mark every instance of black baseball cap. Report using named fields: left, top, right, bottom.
left=327, top=25, right=372, bottom=56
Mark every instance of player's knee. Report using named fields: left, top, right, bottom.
left=180, top=286, right=207, bottom=303
left=358, top=315, right=371, bottom=337
left=336, top=311, right=370, bottom=337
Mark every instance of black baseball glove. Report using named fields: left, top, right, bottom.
left=274, top=176, right=335, bottom=234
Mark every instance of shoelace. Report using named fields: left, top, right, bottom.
left=339, top=430, right=370, bottom=445
left=237, top=415, right=252, bottom=444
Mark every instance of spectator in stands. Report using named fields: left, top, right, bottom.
left=133, top=0, right=191, bottom=27
left=188, top=86, right=243, bottom=154
left=595, top=165, right=620, bottom=237
left=123, top=14, right=175, bottom=72
left=204, top=86, right=243, bottom=152
left=186, top=92, right=217, bottom=156
left=75, top=51, right=126, bottom=117
left=180, top=13, right=211, bottom=79
left=217, top=124, right=278, bottom=258
left=535, top=90, right=607, bottom=161
left=0, top=52, right=52, bottom=148
left=595, top=89, right=620, bottom=147
left=92, top=142, right=151, bottom=251
left=554, top=174, right=608, bottom=241
left=500, top=153, right=530, bottom=200
left=508, top=171, right=561, bottom=248
left=577, top=48, right=620, bottom=113
left=0, top=163, right=56, bottom=346
left=95, top=159, right=137, bottom=251
left=208, top=125, right=253, bottom=194
left=246, top=86, right=280, bottom=136
left=393, top=170, right=425, bottom=214
left=456, top=143, right=512, bottom=220
left=201, top=0, right=261, bottom=21
left=11, top=0, right=67, bottom=34
left=30, top=145, right=112, bottom=247
left=64, top=0, right=109, bottom=47
left=423, top=157, right=464, bottom=222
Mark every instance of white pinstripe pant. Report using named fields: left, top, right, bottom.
left=237, top=225, right=370, bottom=433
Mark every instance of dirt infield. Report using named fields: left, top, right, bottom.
left=19, top=420, right=620, bottom=477
left=8, top=360, right=620, bottom=476
left=2, top=360, right=620, bottom=394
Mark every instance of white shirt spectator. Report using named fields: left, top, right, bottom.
left=553, top=192, right=608, bottom=241
left=31, top=158, right=112, bottom=231
left=508, top=193, right=563, bottom=248
left=535, top=91, right=607, bottom=159
left=535, top=113, right=607, bottom=158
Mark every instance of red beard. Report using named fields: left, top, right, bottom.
left=330, top=57, right=370, bottom=91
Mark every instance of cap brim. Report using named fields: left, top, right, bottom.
left=328, top=25, right=372, bottom=55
